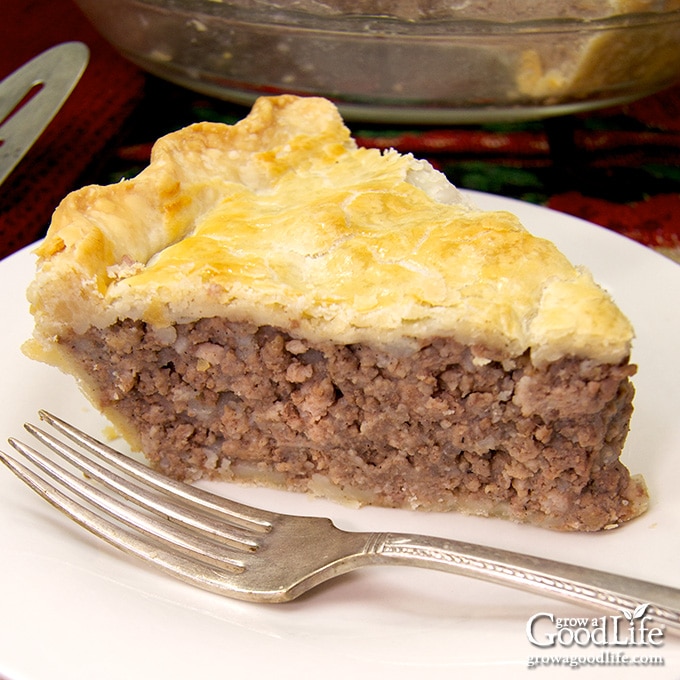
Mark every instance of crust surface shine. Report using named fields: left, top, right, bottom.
left=25, top=95, right=647, bottom=531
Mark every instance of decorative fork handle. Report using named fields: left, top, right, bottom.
left=365, top=532, right=680, bottom=632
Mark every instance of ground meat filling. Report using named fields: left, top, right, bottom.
left=62, top=317, right=645, bottom=531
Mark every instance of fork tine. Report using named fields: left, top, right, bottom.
left=7, top=436, right=249, bottom=569
left=0, top=449, right=258, bottom=596
left=38, top=411, right=275, bottom=530
left=24, top=422, right=261, bottom=549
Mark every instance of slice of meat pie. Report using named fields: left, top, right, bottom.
left=25, top=95, right=647, bottom=531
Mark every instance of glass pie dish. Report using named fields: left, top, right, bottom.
left=74, top=0, right=680, bottom=123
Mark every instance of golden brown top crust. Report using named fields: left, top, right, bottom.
left=27, top=95, right=633, bottom=366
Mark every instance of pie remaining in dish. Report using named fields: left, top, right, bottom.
left=26, top=94, right=648, bottom=531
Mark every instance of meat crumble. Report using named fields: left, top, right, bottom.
left=61, top=317, right=647, bottom=531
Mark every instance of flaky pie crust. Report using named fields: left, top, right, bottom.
left=26, top=95, right=633, bottom=367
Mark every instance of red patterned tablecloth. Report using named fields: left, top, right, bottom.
left=1, top=0, right=679, bottom=264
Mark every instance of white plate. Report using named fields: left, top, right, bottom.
left=1, top=192, right=679, bottom=680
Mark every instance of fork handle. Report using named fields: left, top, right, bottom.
left=366, top=532, right=680, bottom=633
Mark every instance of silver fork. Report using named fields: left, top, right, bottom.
left=2, top=410, right=680, bottom=632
